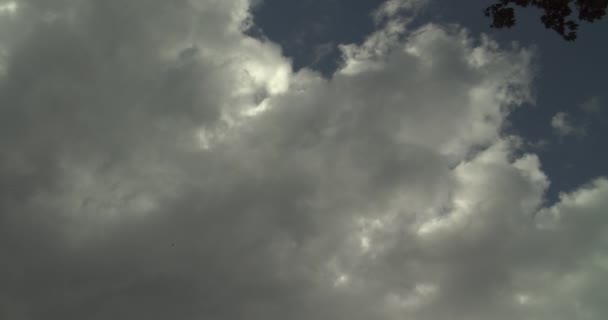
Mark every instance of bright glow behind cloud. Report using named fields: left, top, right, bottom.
left=0, top=1, right=17, bottom=15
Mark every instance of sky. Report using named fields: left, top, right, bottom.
left=0, top=0, right=606, bottom=319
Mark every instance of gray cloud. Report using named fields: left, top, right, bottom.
left=580, top=96, right=601, bottom=114
left=551, top=112, right=586, bottom=138
left=0, top=1, right=606, bottom=319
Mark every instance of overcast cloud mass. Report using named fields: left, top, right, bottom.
left=0, top=0, right=607, bottom=319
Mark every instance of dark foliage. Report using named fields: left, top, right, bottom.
left=484, top=0, right=608, bottom=41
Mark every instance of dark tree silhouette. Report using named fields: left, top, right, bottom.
left=484, top=0, right=608, bottom=41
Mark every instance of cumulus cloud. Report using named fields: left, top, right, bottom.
left=0, top=0, right=606, bottom=319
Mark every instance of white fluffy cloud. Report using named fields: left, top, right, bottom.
left=0, top=1, right=606, bottom=319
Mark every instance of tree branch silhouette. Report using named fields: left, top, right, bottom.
left=484, top=0, right=608, bottom=41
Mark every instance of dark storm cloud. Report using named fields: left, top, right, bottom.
left=0, top=0, right=607, bottom=319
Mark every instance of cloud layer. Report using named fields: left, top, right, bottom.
left=0, top=0, right=606, bottom=319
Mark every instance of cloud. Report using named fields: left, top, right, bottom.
left=580, top=96, right=601, bottom=114
left=0, top=0, right=605, bottom=319
left=551, top=112, right=586, bottom=138
left=309, top=42, right=335, bottom=67
left=373, top=0, right=428, bottom=23
left=0, top=1, right=17, bottom=15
